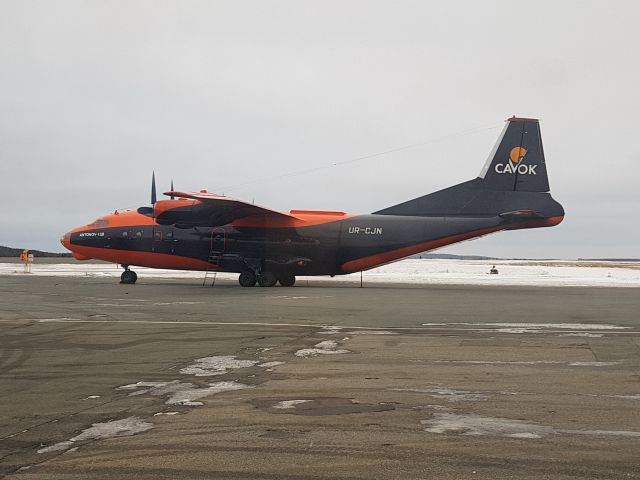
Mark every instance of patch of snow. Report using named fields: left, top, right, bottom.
left=392, top=387, right=488, bottom=403
left=72, top=417, right=153, bottom=442
left=179, top=355, right=258, bottom=376
left=273, top=400, right=312, bottom=409
left=509, top=432, right=543, bottom=439
left=478, top=323, right=627, bottom=330
left=295, top=339, right=351, bottom=357
left=84, top=395, right=101, bottom=400
left=117, top=381, right=167, bottom=390
left=344, top=330, right=397, bottom=335
left=164, top=381, right=252, bottom=405
left=4, top=259, right=640, bottom=288
left=153, top=412, right=179, bottom=416
left=432, top=360, right=619, bottom=367
left=152, top=301, right=205, bottom=306
left=495, top=328, right=538, bottom=334
left=421, top=413, right=554, bottom=438
left=258, top=361, right=285, bottom=368
left=36, top=318, right=80, bottom=322
left=117, top=380, right=252, bottom=406
left=568, top=361, right=620, bottom=367
left=422, top=413, right=640, bottom=439
left=422, top=322, right=627, bottom=335
left=608, top=394, right=640, bottom=400
left=320, top=326, right=343, bottom=335
left=37, top=440, right=75, bottom=453
left=37, top=417, right=153, bottom=454
left=433, top=360, right=561, bottom=366
left=559, top=333, right=604, bottom=338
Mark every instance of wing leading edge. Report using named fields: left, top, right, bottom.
left=156, top=190, right=296, bottom=228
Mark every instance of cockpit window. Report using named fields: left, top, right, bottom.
left=88, top=218, right=110, bottom=227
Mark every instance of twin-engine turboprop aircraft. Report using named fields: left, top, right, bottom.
left=62, top=117, right=564, bottom=287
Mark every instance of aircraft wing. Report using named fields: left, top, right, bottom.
left=158, top=190, right=295, bottom=227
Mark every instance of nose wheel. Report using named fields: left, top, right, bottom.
left=120, top=265, right=138, bottom=284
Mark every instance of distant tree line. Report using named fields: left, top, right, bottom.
left=0, top=246, right=72, bottom=258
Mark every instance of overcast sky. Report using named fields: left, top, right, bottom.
left=1, top=1, right=639, bottom=258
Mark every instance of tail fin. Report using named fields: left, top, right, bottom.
left=374, top=116, right=564, bottom=220
left=478, top=117, right=549, bottom=192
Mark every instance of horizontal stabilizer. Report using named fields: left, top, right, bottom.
left=498, top=209, right=541, bottom=221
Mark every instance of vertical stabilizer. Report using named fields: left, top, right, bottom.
left=478, top=117, right=549, bottom=192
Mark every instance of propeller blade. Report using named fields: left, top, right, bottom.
left=170, top=179, right=174, bottom=200
left=151, top=171, right=157, bottom=204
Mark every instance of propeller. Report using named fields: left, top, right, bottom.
left=170, top=179, right=174, bottom=200
left=151, top=171, right=157, bottom=205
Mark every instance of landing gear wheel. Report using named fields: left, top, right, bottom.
left=278, top=274, right=296, bottom=287
left=257, top=271, right=278, bottom=287
left=238, top=271, right=257, bottom=287
left=120, top=270, right=137, bottom=284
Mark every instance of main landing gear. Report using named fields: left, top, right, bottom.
left=237, top=271, right=296, bottom=288
left=120, top=265, right=138, bottom=285
left=278, top=273, right=296, bottom=287
left=238, top=271, right=257, bottom=287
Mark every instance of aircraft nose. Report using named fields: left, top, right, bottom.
left=60, top=231, right=73, bottom=251
left=60, top=227, right=94, bottom=260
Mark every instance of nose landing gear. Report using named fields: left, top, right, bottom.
left=120, top=265, right=138, bottom=284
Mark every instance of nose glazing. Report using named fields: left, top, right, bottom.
left=60, top=231, right=72, bottom=251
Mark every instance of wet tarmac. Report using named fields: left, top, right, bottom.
left=1, top=274, right=639, bottom=479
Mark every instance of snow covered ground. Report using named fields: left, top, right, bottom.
left=1, top=259, right=639, bottom=288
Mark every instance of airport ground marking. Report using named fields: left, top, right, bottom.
left=3, top=318, right=640, bottom=335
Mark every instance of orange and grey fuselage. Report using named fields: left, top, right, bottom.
left=62, top=117, right=564, bottom=287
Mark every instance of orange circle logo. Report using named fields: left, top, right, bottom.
left=509, top=146, right=527, bottom=164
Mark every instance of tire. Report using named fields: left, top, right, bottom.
left=278, top=274, right=296, bottom=287
left=238, top=271, right=257, bottom=287
left=257, top=271, right=278, bottom=287
left=121, top=270, right=137, bottom=284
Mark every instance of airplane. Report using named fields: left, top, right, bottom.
left=61, top=116, right=564, bottom=287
